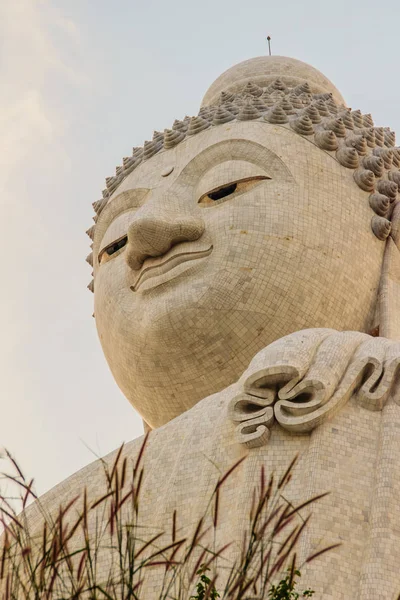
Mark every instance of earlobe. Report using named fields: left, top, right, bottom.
left=379, top=203, right=400, bottom=339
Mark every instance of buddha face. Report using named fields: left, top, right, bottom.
left=93, top=121, right=385, bottom=428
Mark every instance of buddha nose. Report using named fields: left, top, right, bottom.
left=125, top=213, right=205, bottom=270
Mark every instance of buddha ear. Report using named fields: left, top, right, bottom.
left=379, top=202, right=400, bottom=340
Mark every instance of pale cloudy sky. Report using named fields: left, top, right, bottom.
left=1, top=0, right=400, bottom=497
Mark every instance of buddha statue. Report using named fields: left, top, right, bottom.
left=9, top=56, right=400, bottom=599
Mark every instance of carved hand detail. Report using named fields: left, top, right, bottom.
left=228, top=329, right=400, bottom=448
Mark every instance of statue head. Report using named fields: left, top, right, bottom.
left=87, top=56, right=400, bottom=429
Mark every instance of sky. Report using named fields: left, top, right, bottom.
left=1, top=0, right=400, bottom=499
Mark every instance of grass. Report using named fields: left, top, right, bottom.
left=0, top=435, right=337, bottom=599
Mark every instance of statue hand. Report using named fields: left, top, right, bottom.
left=228, top=328, right=400, bottom=448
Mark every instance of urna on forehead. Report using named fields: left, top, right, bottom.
left=86, top=55, right=400, bottom=291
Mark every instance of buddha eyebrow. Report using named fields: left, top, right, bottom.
left=96, top=189, right=151, bottom=227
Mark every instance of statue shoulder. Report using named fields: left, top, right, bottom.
left=23, top=435, right=148, bottom=524
left=26, top=390, right=238, bottom=525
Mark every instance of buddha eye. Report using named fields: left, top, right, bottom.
left=98, top=235, right=128, bottom=265
left=208, top=183, right=237, bottom=201
left=198, top=176, right=270, bottom=207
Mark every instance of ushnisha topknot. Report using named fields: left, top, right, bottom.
left=86, top=78, right=399, bottom=292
